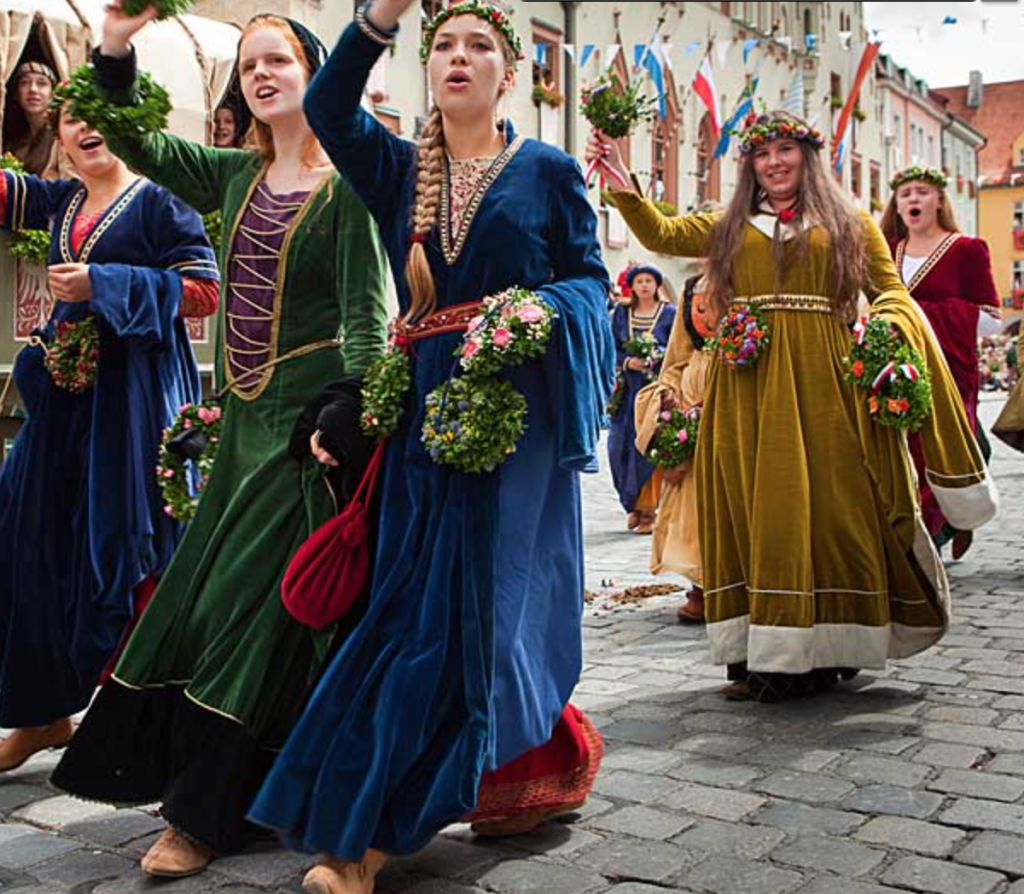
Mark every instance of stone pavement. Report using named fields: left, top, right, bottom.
left=3, top=395, right=1024, bottom=893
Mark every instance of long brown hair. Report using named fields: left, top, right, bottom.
left=879, top=185, right=960, bottom=242
left=239, top=15, right=325, bottom=168
left=705, top=111, right=868, bottom=322
left=405, top=15, right=518, bottom=322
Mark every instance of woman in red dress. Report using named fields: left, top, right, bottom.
left=881, top=166, right=1000, bottom=558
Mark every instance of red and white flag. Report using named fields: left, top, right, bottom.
left=692, top=53, right=721, bottom=136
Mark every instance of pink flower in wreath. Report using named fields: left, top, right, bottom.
left=468, top=315, right=485, bottom=331
left=677, top=429, right=689, bottom=444
left=516, top=303, right=545, bottom=323
left=164, top=506, right=175, bottom=517
left=162, top=468, right=175, bottom=479
left=492, top=328, right=513, bottom=348
left=661, top=411, right=672, bottom=421
left=197, top=406, right=221, bottom=425
left=180, top=402, right=193, bottom=412
left=462, top=338, right=482, bottom=359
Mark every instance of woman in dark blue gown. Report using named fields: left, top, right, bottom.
left=248, top=1, right=614, bottom=890
left=0, top=103, right=217, bottom=770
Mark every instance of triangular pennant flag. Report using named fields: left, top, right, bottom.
left=660, top=41, right=674, bottom=71
left=635, top=44, right=647, bottom=69
left=604, top=44, right=621, bottom=69
left=715, top=42, right=730, bottom=68
left=684, top=41, right=702, bottom=58
left=781, top=65, right=804, bottom=116
left=534, top=42, right=547, bottom=66
left=563, top=44, right=575, bottom=62
left=942, top=15, right=957, bottom=25
left=805, top=34, right=817, bottom=51
left=778, top=35, right=793, bottom=51
left=580, top=44, right=596, bottom=68
left=838, top=30, right=852, bottom=49
left=742, top=38, right=759, bottom=65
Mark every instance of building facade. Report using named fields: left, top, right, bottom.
left=936, top=76, right=1024, bottom=325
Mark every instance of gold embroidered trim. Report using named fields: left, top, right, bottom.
left=439, top=135, right=525, bottom=267
left=732, top=293, right=833, bottom=314
left=628, top=302, right=666, bottom=338
left=59, top=179, right=146, bottom=263
left=895, top=233, right=961, bottom=295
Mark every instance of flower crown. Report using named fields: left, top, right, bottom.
left=420, top=1, right=523, bottom=65
left=736, top=118, right=826, bottom=155
left=889, top=166, right=947, bottom=192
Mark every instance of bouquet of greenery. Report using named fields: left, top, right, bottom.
left=0, top=154, right=51, bottom=266
left=54, top=66, right=171, bottom=145
left=581, top=75, right=658, bottom=140
left=361, top=347, right=412, bottom=440
left=121, top=0, right=193, bottom=19
left=607, top=331, right=664, bottom=416
left=844, top=315, right=933, bottom=431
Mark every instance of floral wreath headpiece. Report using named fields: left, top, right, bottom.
left=420, top=1, right=524, bottom=65
left=736, top=116, right=826, bottom=155
left=889, top=166, right=947, bottom=192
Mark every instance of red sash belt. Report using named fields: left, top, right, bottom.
left=392, top=301, right=483, bottom=345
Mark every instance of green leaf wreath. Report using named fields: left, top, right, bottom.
left=646, top=405, right=700, bottom=469
left=422, top=376, right=527, bottom=474
left=54, top=65, right=171, bottom=145
left=157, top=401, right=222, bottom=521
left=581, top=74, right=658, bottom=140
left=0, top=154, right=52, bottom=266
left=844, top=315, right=933, bottom=432
left=361, top=348, right=412, bottom=440
left=45, top=316, right=100, bottom=393
left=120, top=0, right=194, bottom=19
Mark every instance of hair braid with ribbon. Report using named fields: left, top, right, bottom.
left=405, top=104, right=445, bottom=322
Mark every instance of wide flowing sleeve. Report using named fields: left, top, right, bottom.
left=960, top=237, right=1000, bottom=308
left=609, top=176, right=718, bottom=258
left=536, top=153, right=615, bottom=472
left=333, top=177, right=389, bottom=374
left=156, top=189, right=220, bottom=284
left=91, top=47, right=251, bottom=214
left=2, top=171, right=79, bottom=231
left=863, top=212, right=998, bottom=530
left=304, top=20, right=416, bottom=226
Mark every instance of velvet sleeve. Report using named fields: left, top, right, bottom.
left=304, top=21, right=416, bottom=225
left=611, top=304, right=628, bottom=371
left=536, top=154, right=615, bottom=472
left=88, top=264, right=184, bottom=350
left=333, top=177, right=389, bottom=375
left=2, top=171, right=79, bottom=231
left=960, top=237, right=1000, bottom=308
left=609, top=174, right=718, bottom=258
left=91, top=47, right=252, bottom=214
left=155, top=190, right=220, bottom=284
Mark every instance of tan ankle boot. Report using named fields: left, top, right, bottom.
left=140, top=827, right=214, bottom=877
left=0, top=718, right=73, bottom=772
left=302, top=849, right=387, bottom=894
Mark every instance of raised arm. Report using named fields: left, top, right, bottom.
left=0, top=171, right=79, bottom=232
left=304, top=3, right=416, bottom=224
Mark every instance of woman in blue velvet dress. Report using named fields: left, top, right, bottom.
left=607, top=264, right=675, bottom=534
left=0, top=105, right=217, bottom=770
left=248, top=1, right=614, bottom=890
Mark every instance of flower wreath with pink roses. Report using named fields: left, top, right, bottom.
left=419, top=287, right=556, bottom=473
left=156, top=401, right=223, bottom=521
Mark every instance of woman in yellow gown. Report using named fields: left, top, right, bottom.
left=590, top=113, right=998, bottom=702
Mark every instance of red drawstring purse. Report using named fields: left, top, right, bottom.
left=281, top=441, right=385, bottom=630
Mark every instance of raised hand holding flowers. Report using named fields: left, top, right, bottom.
left=582, top=75, right=656, bottom=189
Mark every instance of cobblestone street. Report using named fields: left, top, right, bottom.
left=2, top=395, right=1024, bottom=893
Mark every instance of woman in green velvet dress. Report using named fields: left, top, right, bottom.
left=52, top=5, right=388, bottom=879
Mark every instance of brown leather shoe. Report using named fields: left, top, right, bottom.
left=302, top=849, right=387, bottom=894
left=140, top=827, right=214, bottom=878
left=677, top=587, right=705, bottom=625
left=0, top=718, right=73, bottom=773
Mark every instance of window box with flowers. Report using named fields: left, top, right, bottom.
left=1014, top=228, right=1024, bottom=252
left=532, top=83, right=564, bottom=108
left=830, top=95, right=844, bottom=111
left=853, top=107, right=866, bottom=122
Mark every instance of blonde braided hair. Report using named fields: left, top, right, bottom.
left=405, top=104, right=445, bottom=321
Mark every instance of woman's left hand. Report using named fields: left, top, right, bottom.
left=625, top=357, right=645, bottom=372
left=48, top=263, right=92, bottom=303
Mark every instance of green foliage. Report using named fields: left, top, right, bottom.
left=54, top=65, right=171, bottom=145
left=8, top=229, right=51, bottom=266
left=202, top=211, right=222, bottom=256
left=361, top=348, right=412, bottom=440
left=581, top=75, right=658, bottom=140
left=844, top=315, right=933, bottom=432
left=422, top=376, right=527, bottom=474
left=120, top=0, right=193, bottom=19
left=0, top=154, right=25, bottom=173
left=457, top=288, right=556, bottom=379
left=157, top=401, right=222, bottom=521
left=45, top=315, right=99, bottom=393
left=646, top=406, right=700, bottom=469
